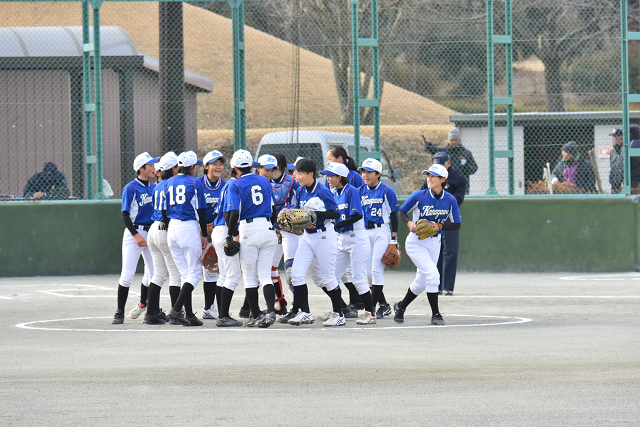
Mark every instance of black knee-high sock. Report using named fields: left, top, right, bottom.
left=379, top=290, right=388, bottom=305
left=147, top=283, right=161, bottom=316
left=245, top=288, right=261, bottom=318
left=263, top=284, right=276, bottom=314
left=359, top=290, right=374, bottom=314
left=219, top=287, right=234, bottom=318
left=293, top=285, right=310, bottom=313
left=241, top=295, right=250, bottom=311
left=273, top=281, right=283, bottom=299
left=184, top=294, right=194, bottom=318
left=173, top=283, right=194, bottom=315
left=399, top=288, right=418, bottom=310
left=371, top=285, right=384, bottom=309
left=326, top=287, right=343, bottom=315
left=323, top=286, right=349, bottom=309
left=117, top=285, right=130, bottom=311
left=427, top=292, right=440, bottom=316
left=215, top=285, right=223, bottom=312
left=140, top=283, right=149, bottom=306
left=344, top=282, right=358, bottom=306
left=169, top=286, right=180, bottom=308
left=203, top=281, right=216, bottom=310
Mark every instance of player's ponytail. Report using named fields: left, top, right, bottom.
left=329, top=146, right=357, bottom=171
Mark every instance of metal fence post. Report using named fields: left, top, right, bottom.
left=92, top=0, right=105, bottom=199
left=351, top=0, right=360, bottom=164
left=621, top=0, right=631, bottom=195
left=82, top=0, right=94, bottom=199
left=230, top=0, right=246, bottom=152
left=485, top=0, right=497, bottom=195
left=504, top=0, right=514, bottom=195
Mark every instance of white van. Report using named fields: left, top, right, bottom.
left=255, top=130, right=403, bottom=194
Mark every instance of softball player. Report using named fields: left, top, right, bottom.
left=213, top=169, right=244, bottom=327
left=322, top=162, right=376, bottom=325
left=144, top=152, right=181, bottom=325
left=163, top=151, right=208, bottom=327
left=358, top=158, right=399, bottom=318
left=284, top=158, right=344, bottom=327
left=394, top=163, right=461, bottom=326
left=226, top=150, right=279, bottom=328
left=112, top=152, right=158, bottom=325
left=199, top=150, right=226, bottom=320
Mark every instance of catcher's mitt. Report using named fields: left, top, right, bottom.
left=224, top=236, right=241, bottom=256
left=414, top=219, right=441, bottom=240
left=381, top=242, right=402, bottom=270
left=200, top=245, right=219, bottom=273
left=277, top=209, right=317, bottom=233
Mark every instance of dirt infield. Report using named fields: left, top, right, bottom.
left=1, top=272, right=639, bottom=426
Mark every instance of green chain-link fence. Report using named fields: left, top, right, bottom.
left=0, top=0, right=637, bottom=200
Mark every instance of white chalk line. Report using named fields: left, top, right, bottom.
left=558, top=273, right=640, bottom=281
left=15, top=314, right=532, bottom=332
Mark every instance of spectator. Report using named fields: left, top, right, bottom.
left=423, top=127, right=477, bottom=194
left=23, top=162, right=68, bottom=199
left=608, top=128, right=624, bottom=193
left=550, top=141, right=596, bottom=192
left=420, top=152, right=466, bottom=296
left=629, top=125, right=640, bottom=191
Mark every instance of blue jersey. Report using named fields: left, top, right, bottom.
left=348, top=170, right=365, bottom=188
left=151, top=179, right=167, bottom=222
left=295, top=180, right=339, bottom=229
left=359, top=182, right=399, bottom=226
left=215, top=177, right=237, bottom=227
left=164, top=174, right=207, bottom=221
left=199, top=176, right=226, bottom=223
left=121, top=178, right=156, bottom=226
left=227, top=173, right=274, bottom=221
left=333, top=183, right=364, bottom=232
left=400, top=189, right=461, bottom=233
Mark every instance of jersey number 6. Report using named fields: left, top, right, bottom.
left=168, top=185, right=187, bottom=205
left=251, top=185, right=264, bottom=205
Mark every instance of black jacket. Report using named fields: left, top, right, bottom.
left=609, top=143, right=624, bottom=190
left=550, top=155, right=596, bottom=192
left=23, top=171, right=67, bottom=198
left=421, top=166, right=467, bottom=206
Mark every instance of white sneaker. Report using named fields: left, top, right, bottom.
left=322, top=312, right=346, bottom=327
left=129, top=303, right=146, bottom=319
left=203, top=306, right=219, bottom=319
left=316, top=311, right=333, bottom=322
left=288, top=311, right=314, bottom=326
left=356, top=311, right=377, bottom=325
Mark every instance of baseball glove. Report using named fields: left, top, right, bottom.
left=381, top=242, right=402, bottom=270
left=224, top=236, right=241, bottom=257
left=414, top=219, right=441, bottom=240
left=277, top=209, right=317, bottom=233
left=200, top=245, right=219, bottom=273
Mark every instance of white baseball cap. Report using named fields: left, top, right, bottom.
left=321, top=162, right=349, bottom=177
left=157, top=151, right=179, bottom=171
left=231, top=150, right=253, bottom=168
left=359, top=158, right=382, bottom=173
left=422, top=163, right=448, bottom=178
left=257, top=154, right=278, bottom=169
left=287, top=156, right=305, bottom=170
left=177, top=151, right=203, bottom=167
left=304, top=196, right=326, bottom=212
left=133, top=152, right=159, bottom=171
left=203, top=150, right=225, bottom=165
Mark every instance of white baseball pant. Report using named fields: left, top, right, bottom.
left=147, top=221, right=181, bottom=288
left=167, top=219, right=203, bottom=288
left=239, top=218, right=278, bottom=288
left=334, top=229, right=370, bottom=294
left=202, top=241, right=218, bottom=282
left=119, top=226, right=153, bottom=288
left=366, top=224, right=391, bottom=286
left=405, top=232, right=441, bottom=294
left=291, top=224, right=339, bottom=291
left=212, top=225, right=241, bottom=291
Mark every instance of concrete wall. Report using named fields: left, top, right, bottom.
left=1, top=197, right=638, bottom=277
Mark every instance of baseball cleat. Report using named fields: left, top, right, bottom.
left=143, top=313, right=166, bottom=325
left=129, top=303, right=146, bottom=319
left=431, top=313, right=445, bottom=325
left=216, top=316, right=243, bottom=327
left=111, top=309, right=125, bottom=324
left=203, top=307, right=219, bottom=320
left=393, top=302, right=405, bottom=324
left=278, top=309, right=299, bottom=324
left=184, top=314, right=203, bottom=327
left=315, top=311, right=333, bottom=322
left=238, top=307, right=251, bottom=319
left=257, top=312, right=276, bottom=328
left=168, top=308, right=189, bottom=326
left=156, top=309, right=168, bottom=322
left=322, top=312, right=346, bottom=327
left=244, top=312, right=265, bottom=327
left=288, top=311, right=314, bottom=326
left=356, top=311, right=377, bottom=325
left=342, top=305, right=358, bottom=319
left=443, top=290, right=453, bottom=296
left=376, top=303, right=392, bottom=319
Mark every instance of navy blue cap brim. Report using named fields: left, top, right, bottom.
left=146, top=157, right=160, bottom=164
left=359, top=166, right=378, bottom=172
left=287, top=163, right=295, bottom=170
left=252, top=162, right=260, bottom=168
left=260, top=163, right=278, bottom=169
left=196, top=159, right=203, bottom=166
left=321, top=170, right=338, bottom=176
left=422, top=170, right=445, bottom=177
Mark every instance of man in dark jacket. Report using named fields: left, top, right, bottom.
left=608, top=128, right=624, bottom=193
left=423, top=127, right=477, bottom=194
left=629, top=125, right=640, bottom=190
left=23, top=162, right=68, bottom=199
left=550, top=141, right=596, bottom=193
left=420, top=152, right=466, bottom=295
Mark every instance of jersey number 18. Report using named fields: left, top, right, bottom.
left=168, top=185, right=187, bottom=205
